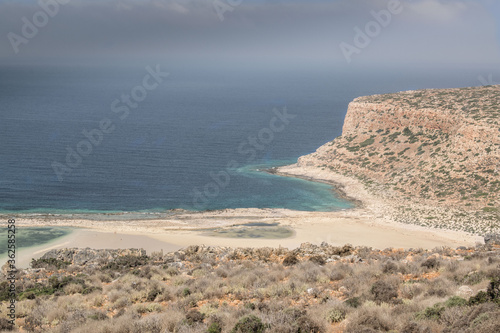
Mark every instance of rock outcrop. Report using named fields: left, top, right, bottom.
left=40, top=248, right=146, bottom=266
left=299, top=86, right=500, bottom=234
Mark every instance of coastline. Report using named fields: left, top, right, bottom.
left=4, top=163, right=483, bottom=267
left=267, top=165, right=365, bottom=209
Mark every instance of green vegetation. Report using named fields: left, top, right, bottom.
left=325, top=85, right=500, bottom=234
left=30, top=257, right=71, bottom=270
left=359, top=137, right=375, bottom=147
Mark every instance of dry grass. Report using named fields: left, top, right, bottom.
left=0, top=243, right=499, bottom=332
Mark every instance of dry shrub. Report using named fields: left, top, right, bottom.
left=294, top=316, right=324, bottom=333
left=400, top=320, right=433, bottom=333
left=185, top=309, right=205, bottom=325
left=46, top=305, right=68, bottom=324
left=255, top=247, right=273, bottom=261
left=390, top=300, right=422, bottom=317
left=401, top=282, right=424, bottom=300
left=163, top=307, right=186, bottom=332
left=439, top=306, right=466, bottom=326
left=114, top=296, right=131, bottom=310
left=326, top=307, right=346, bottom=323
left=231, top=315, right=265, bottom=333
left=445, top=260, right=459, bottom=273
left=424, top=278, right=453, bottom=298
left=89, top=293, right=105, bottom=307
left=131, top=314, right=164, bottom=333
left=295, top=262, right=323, bottom=283
left=259, top=307, right=324, bottom=333
left=96, top=272, right=113, bottom=283
left=270, top=263, right=287, bottom=278
left=283, top=254, right=299, bottom=266
left=107, top=289, right=126, bottom=303
left=327, top=263, right=352, bottom=281
left=16, top=299, right=37, bottom=318
left=165, top=266, right=179, bottom=276
left=344, top=306, right=394, bottom=333
left=382, top=261, right=398, bottom=274
left=341, top=267, right=375, bottom=297
left=421, top=257, right=441, bottom=270
left=332, top=244, right=354, bottom=256
left=238, top=272, right=258, bottom=289
left=405, top=261, right=425, bottom=276
left=0, top=318, right=14, bottom=331
left=472, top=318, right=500, bottom=333
left=309, top=255, right=326, bottom=266
left=64, top=283, right=84, bottom=295
left=215, top=266, right=229, bottom=278
left=442, top=303, right=500, bottom=333
left=370, top=278, right=399, bottom=304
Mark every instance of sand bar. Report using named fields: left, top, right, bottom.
left=4, top=164, right=484, bottom=267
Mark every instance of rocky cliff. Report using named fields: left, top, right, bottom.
left=299, top=85, right=500, bottom=234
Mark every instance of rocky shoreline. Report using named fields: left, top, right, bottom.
left=291, top=85, right=500, bottom=235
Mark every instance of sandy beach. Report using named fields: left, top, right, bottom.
left=5, top=163, right=483, bottom=268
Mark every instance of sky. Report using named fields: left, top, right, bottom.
left=0, top=0, right=499, bottom=68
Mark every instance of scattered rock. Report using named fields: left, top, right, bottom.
left=457, top=285, right=473, bottom=297
left=40, top=248, right=146, bottom=266
left=484, top=233, right=500, bottom=245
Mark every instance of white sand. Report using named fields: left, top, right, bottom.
left=8, top=164, right=483, bottom=267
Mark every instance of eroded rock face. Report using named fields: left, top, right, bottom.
left=299, top=86, right=500, bottom=233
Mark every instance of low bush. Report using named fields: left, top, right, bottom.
left=231, top=315, right=266, bottom=333
left=444, top=296, right=467, bottom=308
left=0, top=318, right=14, bottom=331
left=294, top=316, right=324, bottom=333
left=344, top=297, right=362, bottom=308
left=31, top=258, right=71, bottom=270
left=103, top=255, right=149, bottom=270
left=345, top=307, right=394, bottom=333
left=185, top=309, right=205, bottom=325
left=3, top=244, right=499, bottom=333
left=421, top=257, right=440, bottom=270
left=326, top=308, right=346, bottom=323
left=371, top=279, right=399, bottom=304
left=208, top=322, right=223, bottom=333
left=309, top=255, right=326, bottom=266
left=416, top=303, right=445, bottom=320
left=283, top=254, right=299, bottom=266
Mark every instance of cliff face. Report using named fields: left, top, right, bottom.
left=299, top=85, right=500, bottom=233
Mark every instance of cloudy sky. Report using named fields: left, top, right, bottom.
left=0, top=0, right=499, bottom=68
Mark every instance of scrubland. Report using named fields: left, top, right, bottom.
left=0, top=242, right=499, bottom=332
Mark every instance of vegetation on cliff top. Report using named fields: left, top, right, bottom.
left=309, top=85, right=499, bottom=234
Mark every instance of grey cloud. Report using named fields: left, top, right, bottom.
left=0, top=0, right=498, bottom=67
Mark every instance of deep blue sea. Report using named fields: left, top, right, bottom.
left=0, top=64, right=493, bottom=214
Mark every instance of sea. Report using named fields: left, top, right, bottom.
left=0, top=64, right=495, bottom=215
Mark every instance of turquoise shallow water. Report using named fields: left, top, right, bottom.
left=1, top=66, right=355, bottom=214
left=0, top=227, right=71, bottom=257
left=0, top=65, right=488, bottom=214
